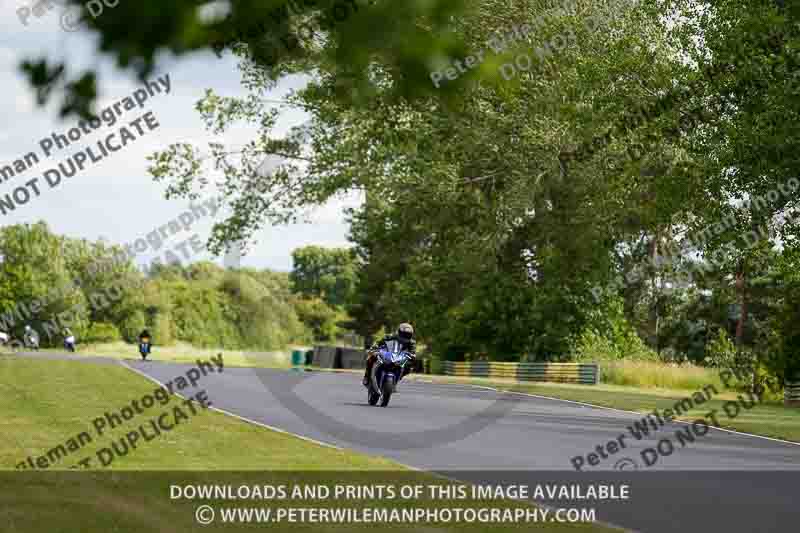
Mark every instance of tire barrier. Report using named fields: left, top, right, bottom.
left=786, top=375, right=800, bottom=407
left=312, top=345, right=338, bottom=369
left=312, top=346, right=366, bottom=369
left=338, top=348, right=366, bottom=369
left=442, top=361, right=600, bottom=385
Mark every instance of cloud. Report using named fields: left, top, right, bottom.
left=0, top=21, right=354, bottom=270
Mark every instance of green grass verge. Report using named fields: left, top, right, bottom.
left=0, top=357, right=395, bottom=470
left=44, top=340, right=305, bottom=369
left=598, top=359, right=725, bottom=390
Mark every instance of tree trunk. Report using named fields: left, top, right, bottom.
left=650, top=233, right=661, bottom=355
left=734, top=260, right=756, bottom=392
left=734, top=265, right=747, bottom=346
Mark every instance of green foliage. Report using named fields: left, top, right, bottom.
left=0, top=223, right=81, bottom=345
left=571, top=298, right=659, bottom=363
left=151, top=313, right=177, bottom=346
left=766, top=252, right=800, bottom=382
left=167, top=277, right=240, bottom=348
left=704, top=329, right=738, bottom=368
left=149, top=0, right=676, bottom=362
left=0, top=224, right=315, bottom=351
left=120, top=310, right=148, bottom=343
left=84, top=322, right=122, bottom=344
left=290, top=246, right=357, bottom=307
left=16, top=0, right=798, bottom=389
left=599, top=360, right=725, bottom=391
left=223, top=270, right=311, bottom=350
left=704, top=327, right=782, bottom=395
left=23, top=0, right=473, bottom=122
left=292, top=297, right=343, bottom=342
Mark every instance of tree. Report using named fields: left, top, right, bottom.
left=141, top=0, right=800, bottom=373
left=292, top=296, right=343, bottom=342
left=0, top=223, right=82, bottom=343
left=150, top=0, right=686, bottom=352
left=22, top=0, right=475, bottom=121
left=289, top=246, right=357, bottom=307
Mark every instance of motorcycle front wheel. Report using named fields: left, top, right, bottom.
left=380, top=374, right=395, bottom=407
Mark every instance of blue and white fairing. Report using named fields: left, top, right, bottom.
left=373, top=339, right=412, bottom=390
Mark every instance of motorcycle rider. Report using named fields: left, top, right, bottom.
left=24, top=325, right=39, bottom=350
left=138, top=329, right=152, bottom=360
left=63, top=327, right=76, bottom=351
left=363, top=323, right=417, bottom=388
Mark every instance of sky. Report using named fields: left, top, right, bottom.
left=0, top=0, right=361, bottom=272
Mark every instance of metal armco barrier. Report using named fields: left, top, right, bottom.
left=786, top=375, right=800, bottom=407
left=442, top=361, right=600, bottom=385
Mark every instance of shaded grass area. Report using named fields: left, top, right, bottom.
left=411, top=374, right=800, bottom=443
left=0, top=358, right=611, bottom=532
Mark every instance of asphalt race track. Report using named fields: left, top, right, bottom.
left=20, top=354, right=800, bottom=532
left=126, top=360, right=800, bottom=533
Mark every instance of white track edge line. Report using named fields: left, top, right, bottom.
left=118, top=361, right=343, bottom=451
left=119, top=361, right=787, bottom=530
left=117, top=360, right=800, bottom=449
left=468, top=383, right=800, bottom=448
left=120, top=361, right=634, bottom=531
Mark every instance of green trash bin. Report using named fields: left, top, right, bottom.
left=291, top=350, right=305, bottom=366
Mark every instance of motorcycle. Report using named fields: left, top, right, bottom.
left=24, top=331, right=40, bottom=351
left=368, top=340, right=413, bottom=407
left=0, top=331, right=9, bottom=346
left=139, top=337, right=151, bottom=361
left=64, top=335, right=76, bottom=353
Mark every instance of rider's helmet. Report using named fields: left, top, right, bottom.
left=397, top=323, right=414, bottom=341
left=24, top=325, right=31, bottom=332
